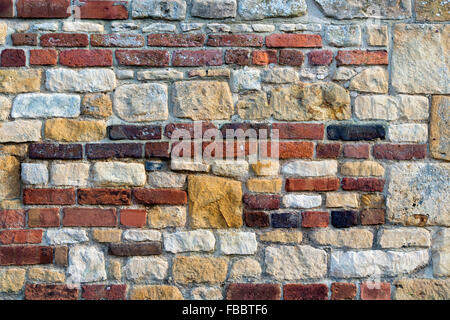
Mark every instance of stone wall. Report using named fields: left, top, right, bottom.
left=0, top=0, right=449, bottom=300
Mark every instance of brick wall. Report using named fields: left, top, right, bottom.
left=0, top=0, right=449, bottom=300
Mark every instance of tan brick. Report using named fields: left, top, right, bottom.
left=28, top=267, right=65, bottom=283
left=259, top=230, right=303, bottom=243
left=45, top=119, right=106, bottom=142
left=130, top=285, right=184, bottom=300
left=92, top=229, right=122, bottom=243
left=340, top=161, right=385, bottom=177
left=247, top=178, right=282, bottom=193
left=173, top=256, right=228, bottom=284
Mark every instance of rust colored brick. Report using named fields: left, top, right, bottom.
left=108, top=125, right=162, bottom=140
left=133, top=189, right=187, bottom=205
left=17, top=0, right=71, bottom=18
left=279, top=142, right=314, bottom=159
left=120, top=209, right=147, bottom=228
left=59, top=49, right=113, bottom=67
left=0, top=0, right=13, bottom=17
left=164, top=122, right=217, bottom=139
left=145, top=142, right=170, bottom=158
left=373, top=144, right=427, bottom=160
left=227, top=284, right=281, bottom=300
left=221, top=123, right=270, bottom=138
left=77, top=189, right=132, bottom=205
left=343, top=144, right=370, bottom=159
left=360, top=209, right=385, bottom=225
left=172, top=50, right=223, bottom=67
left=91, top=34, right=145, bottom=47
left=29, top=143, right=82, bottom=159
left=361, top=283, right=391, bottom=300
left=23, top=188, right=76, bottom=205
left=12, top=33, right=38, bottom=46
left=25, top=284, right=79, bottom=300
left=86, top=143, right=143, bottom=159
left=331, top=283, right=357, bottom=300
left=1, top=49, right=26, bottom=67
left=316, top=143, right=341, bottom=159
left=273, top=123, right=324, bottom=140
left=286, top=178, right=340, bottom=192
left=279, top=49, right=305, bottom=66
left=342, top=178, right=385, bottom=192
left=77, top=0, right=128, bottom=19
left=109, top=242, right=162, bottom=256
left=54, top=246, right=68, bottom=266
left=308, top=50, right=334, bottom=65
left=0, top=229, right=43, bottom=244
left=244, top=211, right=270, bottom=228
left=28, top=208, right=60, bottom=228
left=284, top=284, right=328, bottom=300
left=82, top=285, right=127, bottom=300
left=243, top=194, right=280, bottom=210
left=0, top=210, right=26, bottom=229
left=116, top=50, right=170, bottom=66
left=40, top=33, right=89, bottom=47
left=225, top=49, right=251, bottom=65
left=62, top=208, right=117, bottom=227
left=207, top=34, right=264, bottom=47
left=0, top=246, right=53, bottom=266
left=336, top=50, right=388, bottom=66
left=301, top=211, right=329, bottom=228
left=30, top=49, right=58, bottom=65
left=252, top=50, right=277, bottom=65
left=148, top=34, right=205, bottom=47
left=266, top=34, right=322, bottom=48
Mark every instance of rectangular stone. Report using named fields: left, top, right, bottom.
left=109, top=243, right=162, bottom=256
left=0, top=70, right=42, bottom=93
left=46, top=69, right=116, bottom=93
left=108, top=125, right=162, bottom=140
left=282, top=160, right=338, bottom=177
left=0, top=120, right=42, bottom=143
left=92, top=162, right=146, bottom=186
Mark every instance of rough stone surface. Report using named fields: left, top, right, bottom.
left=326, top=193, right=359, bottom=208
left=415, top=0, right=450, bottom=21
left=349, top=67, right=389, bottom=93
left=315, top=0, right=412, bottom=19
left=124, top=257, right=168, bottom=282
left=430, top=96, right=449, bottom=160
left=282, top=160, right=338, bottom=177
left=12, top=94, right=80, bottom=119
left=45, top=119, right=106, bottom=142
left=45, top=229, right=89, bottom=245
left=67, top=246, right=107, bottom=283
left=211, top=160, right=249, bottom=179
left=218, top=231, right=257, bottom=255
left=229, top=258, right=261, bottom=280
left=0, top=120, right=42, bottom=143
left=311, top=229, right=373, bottom=248
left=123, top=230, right=161, bottom=242
left=147, top=172, right=186, bottom=189
left=130, top=285, right=183, bottom=300
left=173, top=256, right=228, bottom=284
left=379, top=228, right=431, bottom=248
left=50, top=163, right=90, bottom=186
left=164, top=230, right=215, bottom=253
left=326, top=25, right=361, bottom=47
left=283, top=194, right=322, bottom=209
left=46, top=69, right=116, bottom=93
left=237, top=92, right=270, bottom=120
left=239, top=0, right=307, bottom=20
left=0, top=156, right=20, bottom=200
left=81, top=94, right=112, bottom=119
left=92, top=162, right=146, bottom=187
left=355, top=95, right=429, bottom=120
left=192, top=287, right=223, bottom=300
left=340, top=161, right=385, bottom=177
left=132, top=0, right=187, bottom=20
left=21, top=163, right=48, bottom=185
left=389, top=124, right=428, bottom=143
left=395, top=279, right=450, bottom=300
left=192, top=0, right=237, bottom=18
left=0, top=70, right=42, bottom=93
left=260, top=230, right=303, bottom=243
left=148, top=206, right=187, bottom=228
left=0, top=269, right=26, bottom=293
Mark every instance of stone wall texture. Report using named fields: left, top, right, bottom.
left=0, top=0, right=449, bottom=300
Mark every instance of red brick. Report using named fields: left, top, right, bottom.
left=225, top=49, right=251, bottom=65
left=0, top=210, right=26, bottom=229
left=0, top=246, right=53, bottom=266
left=116, top=49, right=169, bottom=66
left=145, top=142, right=170, bottom=158
left=28, top=208, right=60, bottom=228
left=30, top=49, right=58, bottom=65
left=60, top=49, right=113, bottom=67
left=316, top=143, right=341, bottom=159
left=29, top=143, right=82, bottom=159
left=0, top=0, right=13, bottom=17
left=284, top=284, right=328, bottom=300
left=279, top=49, right=305, bottom=66
left=172, top=50, right=223, bottom=67
left=361, top=283, right=391, bottom=300
left=301, top=211, right=329, bottom=228
left=273, top=123, right=324, bottom=140
left=164, top=122, right=217, bottom=139
left=77, top=189, right=131, bottom=205
left=25, top=284, right=78, bottom=300
left=244, top=211, right=270, bottom=228
left=373, top=144, right=427, bottom=160
left=279, top=142, right=314, bottom=159
left=221, top=123, right=269, bottom=138
left=133, top=189, right=187, bottom=205
left=286, top=178, right=340, bottom=192
left=148, top=34, right=205, bottom=47
left=0, top=229, right=42, bottom=244
left=342, top=178, right=385, bottom=192
left=82, top=284, right=126, bottom=300
left=331, top=283, right=357, bottom=300
left=91, top=34, right=145, bottom=47
left=1, top=49, right=26, bottom=67
left=266, top=34, right=322, bottom=48
left=243, top=194, right=280, bottom=211
left=252, top=50, right=277, bottom=65
left=63, top=208, right=117, bottom=227
left=41, top=33, right=88, bottom=47
left=336, top=50, right=388, bottom=66
left=308, top=50, right=333, bottom=66
left=227, top=284, right=281, bottom=300
left=120, top=209, right=147, bottom=228
left=17, top=0, right=70, bottom=18
left=86, top=143, right=142, bottom=160
left=360, top=209, right=385, bottom=225
left=12, top=33, right=38, bottom=46
left=23, top=188, right=76, bottom=205
left=207, top=34, right=264, bottom=47
left=343, top=144, right=370, bottom=159
left=78, top=0, right=128, bottom=19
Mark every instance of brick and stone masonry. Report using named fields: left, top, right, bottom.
left=0, top=0, right=449, bottom=300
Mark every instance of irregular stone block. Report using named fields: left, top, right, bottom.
left=46, top=68, right=116, bottom=93
left=67, top=245, right=107, bottom=283
left=430, top=96, right=449, bottom=160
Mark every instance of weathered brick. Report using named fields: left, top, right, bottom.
left=279, top=142, right=314, bottom=159
left=360, top=209, right=385, bottom=225
left=272, top=213, right=299, bottom=228
left=29, top=143, right=83, bottom=160
left=12, top=33, right=38, bottom=46
left=1, top=49, right=26, bottom=67
left=273, top=123, right=324, bottom=140
left=109, top=242, right=162, bottom=256
left=336, top=50, right=388, bottom=66
left=17, top=0, right=71, bottom=18
left=63, top=208, right=117, bottom=227
left=0, top=246, right=53, bottom=266
left=0, top=229, right=42, bottom=244
left=308, top=50, right=334, bottom=65
left=221, top=123, right=270, bottom=138
left=108, top=125, right=162, bottom=140
left=266, top=34, right=322, bottom=48
left=284, top=284, right=328, bottom=300
left=91, top=34, right=144, bottom=47
left=0, top=0, right=13, bottom=17
left=327, top=125, right=386, bottom=141
left=30, top=49, right=58, bottom=65
left=77, top=189, right=131, bottom=205
left=227, top=284, right=281, bottom=300
left=148, top=34, right=205, bottom=47
left=286, top=178, right=340, bottom=192
left=207, top=35, right=263, bottom=47
left=342, top=178, right=385, bottom=192
left=54, top=246, right=68, bottom=266
left=373, top=144, right=427, bottom=160
left=331, top=283, right=357, bottom=300
left=244, top=211, right=270, bottom=228
left=343, top=144, right=370, bottom=159
left=116, top=50, right=170, bottom=66
left=172, top=50, right=223, bottom=66
left=0, top=210, right=25, bottom=229
left=279, top=50, right=305, bottom=66
left=82, top=284, right=126, bottom=300
left=23, top=188, right=75, bottom=205
left=225, top=49, right=251, bottom=65
left=25, top=284, right=78, bottom=300
left=252, top=50, right=277, bottom=65
left=77, top=0, right=128, bottom=19
left=301, top=211, right=329, bottom=228
left=316, top=143, right=341, bottom=159
left=40, top=34, right=89, bottom=47
left=86, top=143, right=143, bottom=159
left=164, top=122, right=217, bottom=139
left=243, top=194, right=280, bottom=210
left=361, top=283, right=391, bottom=300
left=28, top=208, right=59, bottom=228
left=120, top=209, right=147, bottom=228
left=133, top=189, right=187, bottom=205
left=145, top=142, right=170, bottom=158
left=59, top=49, right=113, bottom=67
left=331, top=211, right=358, bottom=228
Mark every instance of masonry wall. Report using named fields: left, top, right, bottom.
left=0, top=0, right=449, bottom=300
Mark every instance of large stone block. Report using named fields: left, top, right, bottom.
left=192, top=0, right=237, bottom=18
left=12, top=94, right=80, bottom=119
left=315, top=0, right=412, bottom=19
left=395, top=279, right=450, bottom=300
left=46, top=69, right=116, bottom=93
left=132, top=0, right=187, bottom=20
left=172, top=256, right=228, bottom=284
left=0, top=156, right=20, bottom=200
left=430, top=96, right=449, bottom=160
left=67, top=246, right=107, bottom=283
left=239, top=0, right=307, bottom=20
left=0, top=120, right=43, bottom=143
left=0, top=70, right=42, bottom=93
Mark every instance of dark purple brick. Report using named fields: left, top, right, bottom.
left=12, top=33, right=38, bottom=46
left=271, top=213, right=299, bottom=228
left=327, top=125, right=386, bottom=141
left=243, top=194, right=280, bottom=210
left=108, top=125, right=162, bottom=140
left=342, top=178, right=385, bottom=192
left=1, top=49, right=26, bottom=67
left=284, top=284, right=329, bottom=300
left=221, top=123, right=270, bottom=139
left=86, top=143, right=143, bottom=159
left=145, top=142, right=170, bottom=158
left=29, top=144, right=83, bottom=160
left=244, top=211, right=270, bottom=228
left=227, top=284, right=281, bottom=300
left=331, top=211, right=358, bottom=228
left=109, top=242, right=162, bottom=256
